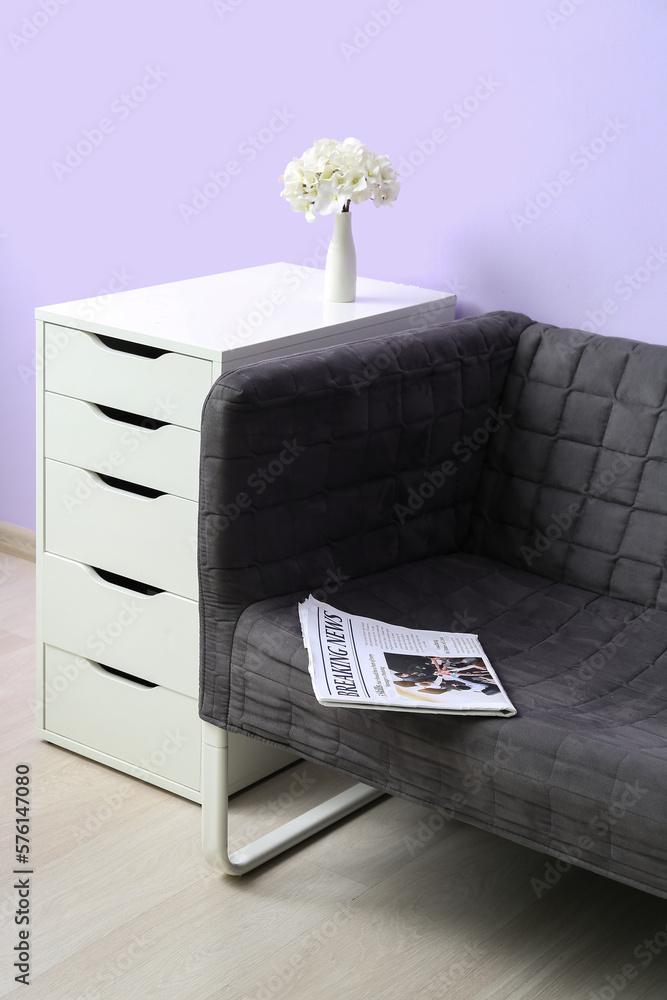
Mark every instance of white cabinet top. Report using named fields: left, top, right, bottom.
left=36, top=262, right=456, bottom=363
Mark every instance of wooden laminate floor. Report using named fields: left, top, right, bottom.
left=1, top=552, right=666, bottom=999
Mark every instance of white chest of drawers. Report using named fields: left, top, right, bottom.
left=35, top=262, right=456, bottom=802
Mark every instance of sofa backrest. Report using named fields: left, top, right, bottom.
left=468, top=322, right=667, bottom=609
left=198, top=311, right=530, bottom=610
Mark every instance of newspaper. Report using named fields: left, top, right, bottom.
left=298, top=596, right=516, bottom=717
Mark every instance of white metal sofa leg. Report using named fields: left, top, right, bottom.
left=201, top=721, right=384, bottom=875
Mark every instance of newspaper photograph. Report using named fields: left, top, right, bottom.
left=298, top=595, right=516, bottom=717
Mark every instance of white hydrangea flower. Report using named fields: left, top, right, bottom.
left=280, top=137, right=401, bottom=221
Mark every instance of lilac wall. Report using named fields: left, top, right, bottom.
left=2, top=0, right=665, bottom=530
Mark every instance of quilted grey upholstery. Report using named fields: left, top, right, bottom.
left=198, top=311, right=667, bottom=898
left=198, top=311, right=526, bottom=721
left=470, top=322, right=667, bottom=608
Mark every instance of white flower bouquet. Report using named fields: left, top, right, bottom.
left=280, top=137, right=400, bottom=222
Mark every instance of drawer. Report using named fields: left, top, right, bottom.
left=45, top=459, right=198, bottom=600
left=45, top=645, right=201, bottom=790
left=44, top=324, right=213, bottom=431
left=45, top=392, right=200, bottom=501
left=43, top=553, right=198, bottom=697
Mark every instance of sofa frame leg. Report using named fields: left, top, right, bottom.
left=201, top=722, right=384, bottom=875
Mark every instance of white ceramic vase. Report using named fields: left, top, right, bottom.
left=323, top=210, right=357, bottom=302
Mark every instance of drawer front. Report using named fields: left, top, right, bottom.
left=45, top=645, right=200, bottom=789
left=45, top=392, right=200, bottom=501
left=43, top=554, right=198, bottom=697
left=44, top=324, right=212, bottom=431
left=45, top=459, right=198, bottom=599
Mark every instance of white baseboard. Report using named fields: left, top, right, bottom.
left=0, top=520, right=36, bottom=562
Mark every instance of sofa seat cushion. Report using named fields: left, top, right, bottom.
left=223, top=551, right=667, bottom=899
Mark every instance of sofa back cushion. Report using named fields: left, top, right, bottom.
left=469, top=322, right=667, bottom=609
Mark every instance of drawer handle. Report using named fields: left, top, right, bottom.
left=93, top=662, right=158, bottom=688
left=95, top=334, right=169, bottom=359
left=95, top=403, right=167, bottom=431
left=97, top=473, right=166, bottom=499
left=92, top=566, right=164, bottom=596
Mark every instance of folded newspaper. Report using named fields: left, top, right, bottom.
left=298, top=596, right=516, bottom=717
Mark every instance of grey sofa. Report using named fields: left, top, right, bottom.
left=198, top=311, right=667, bottom=896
